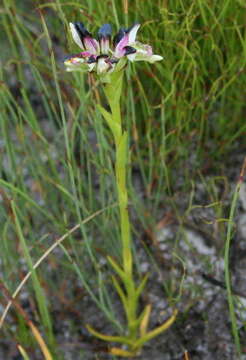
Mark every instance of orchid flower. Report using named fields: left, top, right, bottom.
left=64, top=22, right=163, bottom=75
left=63, top=20, right=176, bottom=356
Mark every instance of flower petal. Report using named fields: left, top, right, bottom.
left=133, top=42, right=153, bottom=55
left=98, top=23, right=112, bottom=38
left=64, top=56, right=90, bottom=72
left=113, top=28, right=126, bottom=46
left=123, top=46, right=137, bottom=55
left=74, top=22, right=91, bottom=37
left=83, top=36, right=99, bottom=55
left=64, top=51, right=95, bottom=62
left=69, top=22, right=84, bottom=49
left=98, top=24, right=112, bottom=54
left=87, top=62, right=97, bottom=72
left=70, top=22, right=99, bottom=54
left=97, top=55, right=111, bottom=74
left=127, top=23, right=140, bottom=44
left=87, top=55, right=97, bottom=63
left=126, top=41, right=163, bottom=63
left=126, top=53, right=137, bottom=62
left=129, top=52, right=163, bottom=63
left=100, top=37, right=110, bottom=54
left=114, top=33, right=129, bottom=58
left=80, top=51, right=94, bottom=58
left=147, top=54, right=163, bottom=63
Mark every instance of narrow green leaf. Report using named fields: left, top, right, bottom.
left=97, top=104, right=121, bottom=140
left=111, top=276, right=129, bottom=321
left=133, top=310, right=178, bottom=349
left=111, top=276, right=127, bottom=306
left=86, top=325, right=134, bottom=345
left=107, top=256, right=126, bottom=282
left=110, top=347, right=138, bottom=357
left=104, top=70, right=124, bottom=105
left=135, top=274, right=149, bottom=300
left=139, top=305, right=151, bottom=337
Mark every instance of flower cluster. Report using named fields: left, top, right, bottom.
left=64, top=22, right=163, bottom=75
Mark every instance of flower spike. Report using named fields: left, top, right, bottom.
left=65, top=22, right=163, bottom=77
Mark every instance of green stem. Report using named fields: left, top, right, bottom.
left=115, top=134, right=132, bottom=276
left=115, top=131, right=137, bottom=339
left=94, top=72, right=176, bottom=352
left=104, top=77, right=138, bottom=340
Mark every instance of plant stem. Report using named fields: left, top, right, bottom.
left=104, top=79, right=138, bottom=340
left=115, top=135, right=132, bottom=276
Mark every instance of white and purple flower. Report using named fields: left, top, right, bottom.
left=64, top=22, right=163, bottom=75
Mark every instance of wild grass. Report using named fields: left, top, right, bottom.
left=0, top=0, right=245, bottom=358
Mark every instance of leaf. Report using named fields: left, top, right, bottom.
left=107, top=256, right=126, bottom=282
left=111, top=275, right=127, bottom=309
left=139, top=305, right=151, bottom=337
left=133, top=309, right=178, bottom=350
left=97, top=104, right=121, bottom=140
left=110, top=347, right=138, bottom=357
left=111, top=275, right=133, bottom=325
left=135, top=273, right=149, bottom=300
left=86, top=325, right=134, bottom=345
left=104, top=70, right=124, bottom=105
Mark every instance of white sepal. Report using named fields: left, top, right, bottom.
left=69, top=23, right=84, bottom=49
